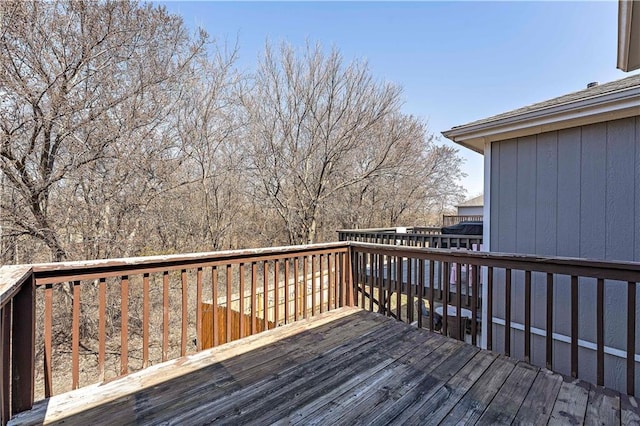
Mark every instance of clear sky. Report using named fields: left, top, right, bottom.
left=158, top=1, right=639, bottom=199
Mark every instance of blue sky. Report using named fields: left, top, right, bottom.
left=159, top=1, right=638, bottom=198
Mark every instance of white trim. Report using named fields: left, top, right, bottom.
left=618, top=0, right=640, bottom=72
left=442, top=87, right=640, bottom=153
left=491, top=317, right=640, bottom=363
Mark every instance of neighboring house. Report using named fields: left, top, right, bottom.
left=443, top=73, right=640, bottom=391
left=456, top=194, right=483, bottom=217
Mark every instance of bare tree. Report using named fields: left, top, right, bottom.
left=0, top=0, right=206, bottom=262
left=243, top=42, right=465, bottom=244
left=245, top=43, right=412, bottom=244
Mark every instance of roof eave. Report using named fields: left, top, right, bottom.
left=442, top=87, right=640, bottom=153
left=618, top=0, right=640, bottom=72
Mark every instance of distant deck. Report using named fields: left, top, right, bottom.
left=11, top=307, right=640, bottom=425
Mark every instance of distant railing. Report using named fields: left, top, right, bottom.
left=350, top=242, right=640, bottom=396
left=338, top=228, right=482, bottom=250
left=442, top=215, right=483, bottom=227
left=0, top=243, right=354, bottom=423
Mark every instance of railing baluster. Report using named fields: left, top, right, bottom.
left=386, top=255, right=392, bottom=316
left=195, top=269, right=202, bottom=352
left=44, top=284, right=53, bottom=396
left=396, top=256, right=402, bottom=320
left=360, top=253, right=366, bottom=309
left=312, top=255, right=317, bottom=315
left=429, top=260, right=435, bottom=331
left=349, top=250, right=356, bottom=306
left=378, top=254, right=384, bottom=315
left=319, top=255, right=324, bottom=314
left=471, top=265, right=478, bottom=346
left=212, top=266, right=219, bottom=347
left=417, top=259, right=424, bottom=328
left=487, top=267, right=494, bottom=351
left=226, top=265, right=232, bottom=343
left=285, top=258, right=290, bottom=322
left=263, top=260, right=269, bottom=330
left=505, top=269, right=511, bottom=357
left=456, top=263, right=462, bottom=340
left=571, top=275, right=578, bottom=378
left=251, top=263, right=257, bottom=334
left=163, top=271, right=169, bottom=361
left=597, top=278, right=604, bottom=386
left=442, top=262, right=449, bottom=336
left=181, top=269, right=188, bottom=355
left=274, top=260, right=280, bottom=324
left=327, top=254, right=333, bottom=312
left=143, top=273, right=150, bottom=366
left=524, top=270, right=531, bottom=363
left=73, top=281, right=81, bottom=389
left=239, top=264, right=245, bottom=339
left=369, top=253, right=374, bottom=312
left=294, top=257, right=300, bottom=320
left=546, top=273, right=554, bottom=370
left=333, top=253, right=339, bottom=309
left=121, top=276, right=129, bottom=375
left=303, top=257, right=308, bottom=318
left=628, top=281, right=636, bottom=396
left=407, top=258, right=413, bottom=323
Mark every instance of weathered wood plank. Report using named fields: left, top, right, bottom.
left=384, top=350, right=498, bottom=424
left=439, top=355, right=516, bottom=425
left=8, top=307, right=629, bottom=426
left=513, top=367, right=563, bottom=425
left=621, top=394, right=640, bottom=425
left=287, top=337, right=462, bottom=425
left=584, top=385, right=620, bottom=426
left=548, top=377, right=590, bottom=425
left=171, top=319, right=419, bottom=424
left=10, top=308, right=362, bottom=425
left=282, top=325, right=446, bottom=424
left=337, top=343, right=480, bottom=426
left=476, top=361, right=539, bottom=424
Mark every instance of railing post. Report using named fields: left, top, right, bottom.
left=347, top=247, right=355, bottom=307
left=11, top=272, right=35, bottom=416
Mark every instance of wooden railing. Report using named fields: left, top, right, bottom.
left=350, top=242, right=640, bottom=396
left=0, top=243, right=353, bottom=423
left=338, top=228, right=482, bottom=250
left=3, top=241, right=640, bottom=422
left=442, top=215, right=483, bottom=227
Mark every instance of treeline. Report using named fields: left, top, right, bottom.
left=0, top=0, right=465, bottom=264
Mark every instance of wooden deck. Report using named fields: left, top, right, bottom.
left=11, top=307, right=640, bottom=425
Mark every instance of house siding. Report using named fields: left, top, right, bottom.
left=489, top=116, right=640, bottom=392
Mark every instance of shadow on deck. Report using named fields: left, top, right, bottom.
left=10, top=308, right=640, bottom=425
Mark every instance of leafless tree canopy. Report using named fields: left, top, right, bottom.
left=0, top=1, right=465, bottom=265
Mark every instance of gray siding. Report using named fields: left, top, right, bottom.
left=489, top=116, right=640, bottom=392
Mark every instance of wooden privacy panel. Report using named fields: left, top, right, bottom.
left=200, top=303, right=275, bottom=349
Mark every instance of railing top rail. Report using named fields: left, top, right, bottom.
left=349, top=242, right=640, bottom=282
left=30, top=242, right=350, bottom=285
left=337, top=226, right=441, bottom=233
left=0, top=265, right=32, bottom=307
left=340, top=231, right=482, bottom=238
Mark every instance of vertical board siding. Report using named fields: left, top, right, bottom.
left=578, top=123, right=607, bottom=384
left=534, top=132, right=558, bottom=366
left=490, top=116, right=640, bottom=393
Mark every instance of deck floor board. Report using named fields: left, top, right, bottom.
left=9, top=307, right=636, bottom=425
